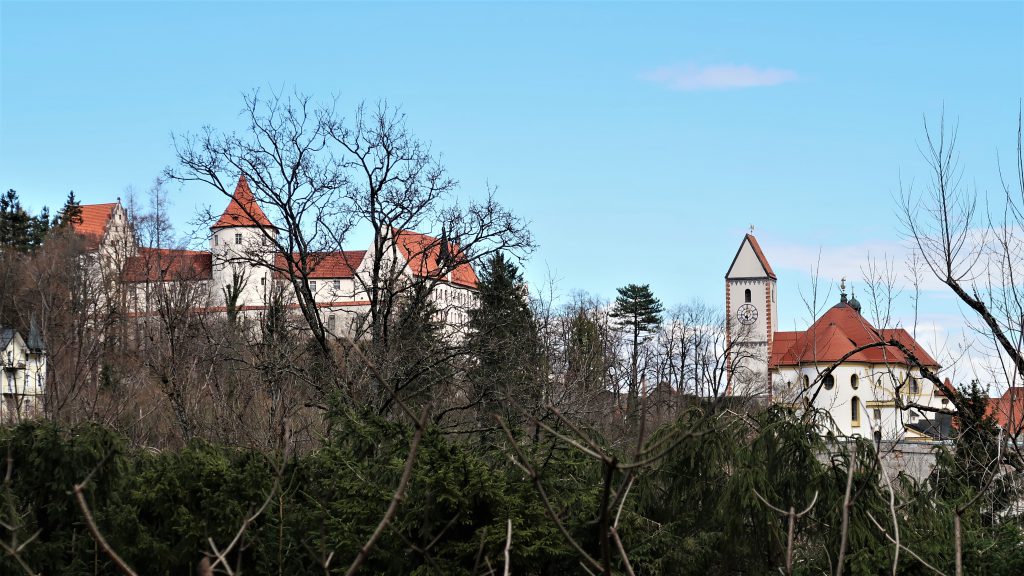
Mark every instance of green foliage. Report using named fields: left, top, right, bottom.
left=466, top=252, right=545, bottom=429
left=53, top=190, right=83, bottom=229
left=1, top=406, right=1022, bottom=575
left=610, top=283, right=664, bottom=336
left=0, top=189, right=50, bottom=252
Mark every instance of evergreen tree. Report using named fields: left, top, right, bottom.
left=467, top=252, right=543, bottom=431
left=29, top=206, right=50, bottom=248
left=610, top=283, right=664, bottom=419
left=0, top=189, right=33, bottom=251
left=54, top=190, right=82, bottom=228
left=565, top=308, right=608, bottom=391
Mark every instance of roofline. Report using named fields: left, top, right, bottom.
left=725, top=233, right=777, bottom=280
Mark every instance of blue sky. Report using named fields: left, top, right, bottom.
left=2, top=1, right=1023, bottom=367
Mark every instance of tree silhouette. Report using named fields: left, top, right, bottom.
left=610, top=283, right=663, bottom=419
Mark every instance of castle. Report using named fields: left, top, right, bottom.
left=725, top=233, right=950, bottom=441
left=71, top=176, right=479, bottom=338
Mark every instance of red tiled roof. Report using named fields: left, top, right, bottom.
left=987, top=387, right=1024, bottom=434
left=745, top=234, right=776, bottom=279
left=72, top=203, right=118, bottom=250
left=211, top=175, right=275, bottom=229
left=770, top=301, right=939, bottom=368
left=392, top=228, right=478, bottom=288
left=273, top=251, right=365, bottom=279
left=122, top=248, right=212, bottom=282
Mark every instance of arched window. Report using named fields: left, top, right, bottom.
left=744, top=289, right=752, bottom=303
left=850, top=374, right=859, bottom=390
left=851, top=397, right=861, bottom=427
left=823, top=374, right=835, bottom=390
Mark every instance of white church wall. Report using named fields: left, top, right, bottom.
left=774, top=363, right=948, bottom=440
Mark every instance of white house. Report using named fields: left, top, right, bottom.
left=0, top=322, right=46, bottom=422
left=74, top=176, right=479, bottom=337
left=726, top=232, right=949, bottom=441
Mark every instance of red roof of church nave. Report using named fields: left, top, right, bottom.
left=770, top=301, right=939, bottom=369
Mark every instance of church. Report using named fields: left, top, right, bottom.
left=725, top=233, right=949, bottom=441
left=70, top=176, right=479, bottom=338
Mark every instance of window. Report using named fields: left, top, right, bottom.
left=873, top=408, right=882, bottom=422
left=823, top=374, right=835, bottom=390
left=850, top=374, right=859, bottom=390
left=309, top=280, right=317, bottom=292
left=327, top=314, right=336, bottom=332
left=333, top=279, right=341, bottom=290
left=744, top=289, right=751, bottom=303
left=261, top=277, right=266, bottom=286
left=802, top=375, right=810, bottom=389
left=235, top=233, right=242, bottom=245
left=215, top=234, right=219, bottom=246
left=851, top=397, right=861, bottom=427
left=909, top=377, right=920, bottom=395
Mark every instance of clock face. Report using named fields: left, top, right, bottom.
left=737, top=303, right=758, bottom=325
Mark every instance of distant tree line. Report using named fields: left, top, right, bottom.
left=0, top=189, right=82, bottom=252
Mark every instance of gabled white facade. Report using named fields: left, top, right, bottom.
left=0, top=327, right=46, bottom=423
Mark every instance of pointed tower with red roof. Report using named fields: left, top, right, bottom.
left=725, top=231, right=778, bottom=395
left=209, top=175, right=278, bottom=307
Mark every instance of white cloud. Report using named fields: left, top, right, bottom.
left=640, top=63, right=797, bottom=91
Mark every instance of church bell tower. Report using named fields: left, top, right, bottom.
left=725, top=231, right=777, bottom=395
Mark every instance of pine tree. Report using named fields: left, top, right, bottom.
left=54, top=191, right=83, bottom=228
left=565, top=308, right=608, bottom=391
left=467, top=252, right=543, bottom=431
left=28, top=206, right=50, bottom=249
left=610, top=283, right=664, bottom=419
left=0, top=189, right=36, bottom=252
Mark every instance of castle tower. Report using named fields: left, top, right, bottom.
left=210, top=175, right=277, bottom=308
left=725, top=232, right=777, bottom=395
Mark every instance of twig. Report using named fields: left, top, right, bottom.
left=207, top=477, right=281, bottom=574
left=874, top=435, right=900, bottom=576
left=345, top=409, right=427, bottom=576
left=0, top=540, right=39, bottom=576
left=502, top=518, right=512, bottom=576
left=495, top=416, right=602, bottom=573
left=866, top=512, right=948, bottom=576
left=752, top=489, right=818, bottom=575
left=471, top=526, right=488, bottom=576
left=72, top=483, right=138, bottom=576
left=835, top=443, right=857, bottom=576
left=609, top=526, right=636, bottom=576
